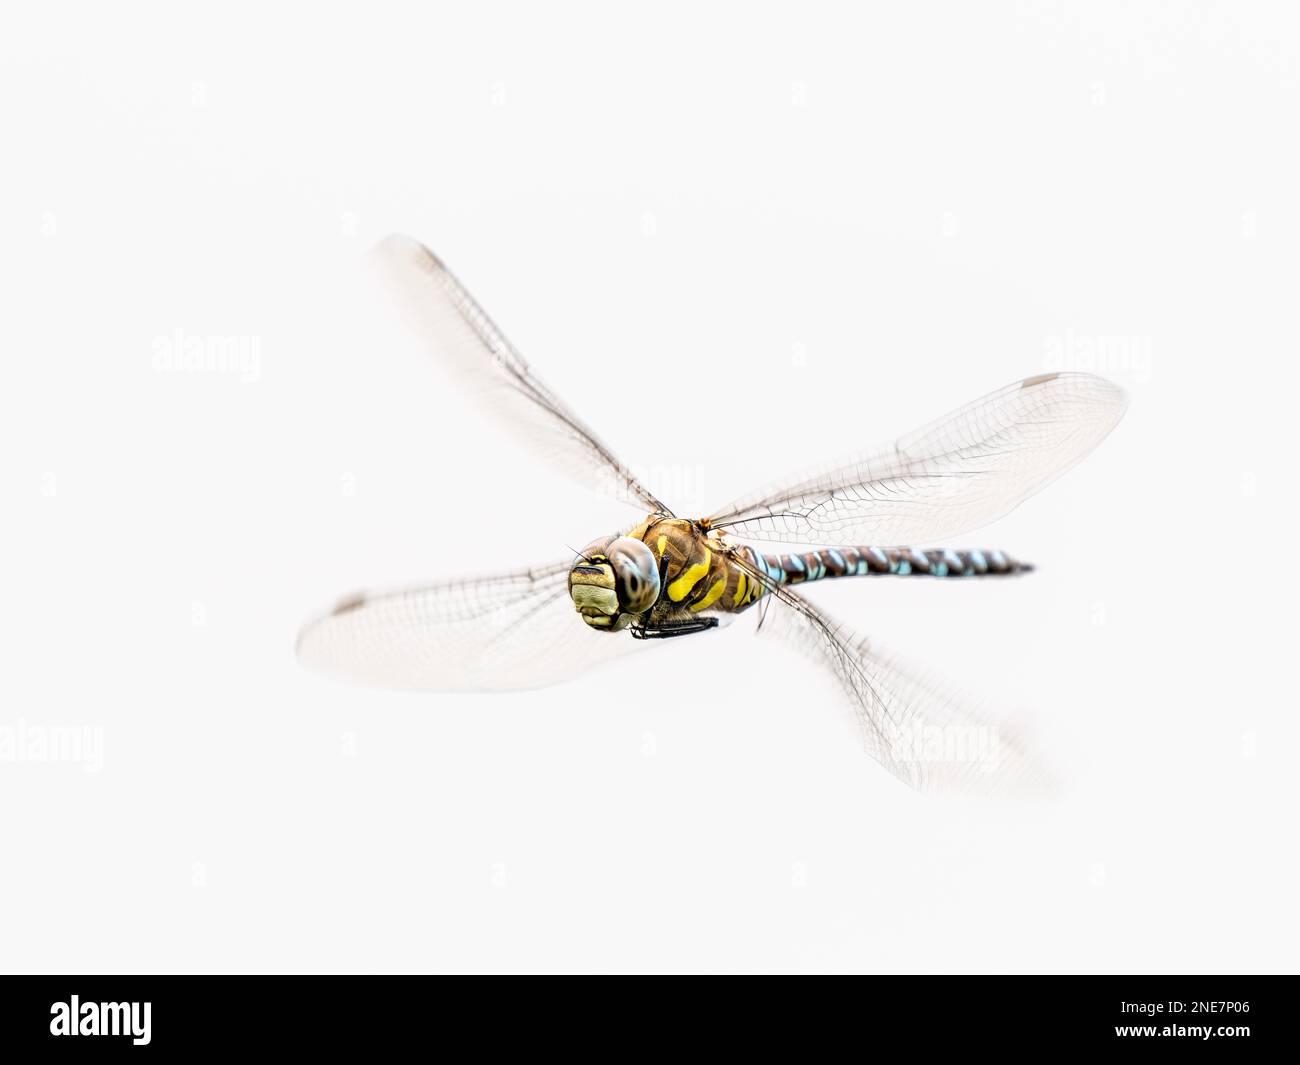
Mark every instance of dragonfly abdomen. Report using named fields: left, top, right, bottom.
left=631, top=516, right=1032, bottom=623
left=752, top=545, right=1032, bottom=584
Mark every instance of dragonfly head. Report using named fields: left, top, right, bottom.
left=569, top=535, right=661, bottom=631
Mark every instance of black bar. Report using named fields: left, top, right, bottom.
left=1, top=975, right=1288, bottom=1053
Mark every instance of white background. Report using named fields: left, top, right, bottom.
left=3, top=2, right=1297, bottom=974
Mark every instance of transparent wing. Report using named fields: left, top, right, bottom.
left=376, top=234, right=668, bottom=514
left=296, top=561, right=648, bottom=692
left=730, top=551, right=1050, bottom=795
left=709, top=372, right=1126, bottom=546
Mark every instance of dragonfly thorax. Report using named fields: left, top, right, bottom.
left=568, top=535, right=661, bottom=631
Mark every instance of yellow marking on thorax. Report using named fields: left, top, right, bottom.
left=732, top=570, right=747, bottom=607
left=655, top=535, right=668, bottom=559
left=666, top=549, right=711, bottom=602
left=690, top=575, right=727, bottom=612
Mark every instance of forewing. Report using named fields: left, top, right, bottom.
left=709, top=372, right=1126, bottom=546
left=296, top=561, right=647, bottom=691
left=375, top=234, right=668, bottom=513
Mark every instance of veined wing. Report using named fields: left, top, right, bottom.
left=296, top=561, right=647, bottom=691
left=708, top=372, right=1126, bottom=546
left=376, top=235, right=668, bottom=514
left=728, top=550, right=1049, bottom=795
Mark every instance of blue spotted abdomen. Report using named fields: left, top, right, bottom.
left=749, top=544, right=1032, bottom=585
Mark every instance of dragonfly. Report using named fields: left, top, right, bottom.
left=297, top=235, right=1127, bottom=795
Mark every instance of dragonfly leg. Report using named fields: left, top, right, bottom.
left=630, top=617, right=719, bottom=640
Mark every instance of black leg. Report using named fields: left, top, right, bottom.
left=630, top=617, right=719, bottom=640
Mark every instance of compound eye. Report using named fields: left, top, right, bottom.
left=607, top=536, right=660, bottom=614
